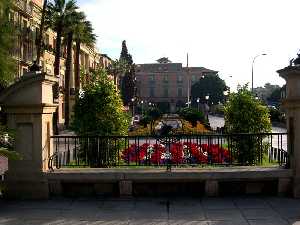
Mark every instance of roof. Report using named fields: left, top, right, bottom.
left=101, top=54, right=112, bottom=61
left=183, top=67, right=218, bottom=74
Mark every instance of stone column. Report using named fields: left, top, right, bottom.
left=278, top=65, right=300, bottom=198
left=0, top=72, right=58, bottom=199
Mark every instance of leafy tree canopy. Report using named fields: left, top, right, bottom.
left=0, top=0, right=16, bottom=89
left=191, top=74, right=228, bottom=105
left=72, top=69, right=130, bottom=136
left=224, top=85, right=271, bottom=134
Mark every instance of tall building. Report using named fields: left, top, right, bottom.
left=9, top=0, right=112, bottom=130
left=135, top=58, right=217, bottom=112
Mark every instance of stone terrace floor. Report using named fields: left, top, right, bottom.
left=0, top=197, right=300, bottom=225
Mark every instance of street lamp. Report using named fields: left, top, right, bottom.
left=251, top=53, right=267, bottom=93
left=131, top=98, right=135, bottom=117
left=141, top=100, right=144, bottom=115
left=196, top=97, right=200, bottom=111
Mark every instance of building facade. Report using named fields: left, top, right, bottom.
left=135, top=58, right=217, bottom=112
left=9, top=0, right=112, bottom=129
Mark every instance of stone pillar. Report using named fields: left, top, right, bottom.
left=278, top=65, right=300, bottom=198
left=0, top=72, right=58, bottom=199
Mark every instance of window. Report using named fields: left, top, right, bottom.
left=177, top=75, right=183, bottom=83
left=178, top=87, right=183, bottom=97
left=149, top=74, right=155, bottom=81
left=163, top=75, right=168, bottom=83
left=149, top=87, right=155, bottom=97
left=163, top=87, right=169, bottom=97
left=149, top=74, right=155, bottom=85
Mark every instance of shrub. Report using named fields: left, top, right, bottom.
left=72, top=69, right=130, bottom=166
left=178, top=108, right=206, bottom=127
left=224, top=85, right=271, bottom=165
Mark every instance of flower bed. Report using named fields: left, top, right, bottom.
left=121, top=142, right=230, bottom=165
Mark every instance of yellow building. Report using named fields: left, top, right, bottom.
left=10, top=0, right=111, bottom=130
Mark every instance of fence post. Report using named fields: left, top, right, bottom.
left=0, top=72, right=58, bottom=199
left=278, top=65, right=300, bottom=198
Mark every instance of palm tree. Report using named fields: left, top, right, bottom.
left=36, top=0, right=48, bottom=66
left=63, top=10, right=85, bottom=128
left=73, top=20, right=96, bottom=94
left=107, top=59, right=128, bottom=87
left=46, top=0, right=78, bottom=77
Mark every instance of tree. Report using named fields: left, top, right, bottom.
left=72, top=69, right=130, bottom=166
left=72, top=68, right=129, bottom=136
left=191, top=74, right=228, bottom=106
left=46, top=0, right=78, bottom=77
left=63, top=10, right=85, bottom=128
left=74, top=20, right=96, bottom=94
left=267, top=85, right=282, bottom=107
left=107, top=59, right=128, bottom=86
left=224, top=85, right=271, bottom=164
left=253, top=83, right=281, bottom=104
left=0, top=0, right=16, bottom=90
left=120, top=40, right=133, bottom=65
left=36, top=0, right=48, bottom=65
left=119, top=40, right=135, bottom=105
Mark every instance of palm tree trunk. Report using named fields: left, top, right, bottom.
left=64, top=32, right=73, bottom=128
left=54, top=24, right=62, bottom=77
left=74, top=40, right=80, bottom=94
left=36, top=0, right=47, bottom=65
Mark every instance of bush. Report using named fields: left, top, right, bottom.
left=269, top=107, right=285, bottom=123
left=224, top=86, right=271, bottom=165
left=178, top=108, right=206, bottom=127
left=72, top=69, right=130, bottom=166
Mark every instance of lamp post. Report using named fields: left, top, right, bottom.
left=205, top=95, right=210, bottom=121
left=141, top=100, right=144, bottom=115
left=196, top=97, right=200, bottom=111
left=251, top=53, right=267, bottom=93
left=223, top=90, right=229, bottom=103
left=131, top=98, right=135, bottom=117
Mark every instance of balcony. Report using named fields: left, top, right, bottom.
left=14, top=0, right=33, bottom=17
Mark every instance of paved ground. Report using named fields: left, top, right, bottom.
left=1, top=197, right=300, bottom=225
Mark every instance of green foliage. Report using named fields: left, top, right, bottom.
left=0, top=125, right=20, bottom=160
left=0, top=0, right=16, bottom=89
left=72, top=68, right=130, bottom=136
left=119, top=40, right=135, bottom=106
left=156, top=102, right=170, bottom=113
left=269, top=107, right=285, bottom=123
left=267, top=86, right=282, bottom=107
left=178, top=108, right=206, bottom=127
left=224, top=85, right=271, bottom=165
left=191, top=74, right=228, bottom=105
left=253, top=83, right=281, bottom=104
left=224, top=86, right=271, bottom=134
left=139, top=115, right=151, bottom=128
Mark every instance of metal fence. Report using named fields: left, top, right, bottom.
left=49, top=133, right=289, bottom=170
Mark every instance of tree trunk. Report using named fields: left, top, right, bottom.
left=64, top=32, right=73, bottom=128
left=74, top=40, right=80, bottom=94
left=54, top=24, right=62, bottom=77
left=36, top=0, right=47, bottom=65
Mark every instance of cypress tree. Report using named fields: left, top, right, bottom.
left=119, top=40, right=135, bottom=105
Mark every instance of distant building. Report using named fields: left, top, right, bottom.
left=135, top=58, right=217, bottom=112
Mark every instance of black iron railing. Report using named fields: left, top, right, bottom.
left=49, top=133, right=288, bottom=170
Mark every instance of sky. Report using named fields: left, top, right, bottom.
left=77, top=0, right=300, bottom=91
